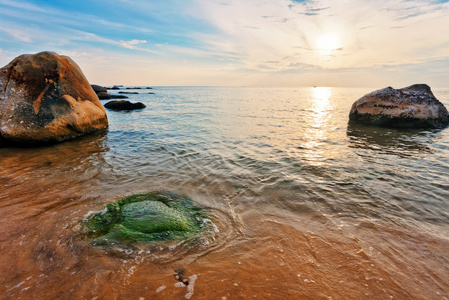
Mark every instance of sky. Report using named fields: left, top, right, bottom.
left=0, top=0, right=448, bottom=87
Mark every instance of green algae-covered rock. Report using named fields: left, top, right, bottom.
left=83, top=192, right=209, bottom=246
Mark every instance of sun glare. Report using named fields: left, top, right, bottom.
left=316, top=34, right=341, bottom=52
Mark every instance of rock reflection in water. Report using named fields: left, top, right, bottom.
left=347, top=121, right=437, bottom=157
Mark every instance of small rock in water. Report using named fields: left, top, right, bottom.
left=109, top=95, right=129, bottom=99
left=174, top=268, right=189, bottom=286
left=118, top=91, right=139, bottom=94
left=104, top=100, right=146, bottom=111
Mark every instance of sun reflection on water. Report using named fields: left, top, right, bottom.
left=312, top=87, right=331, bottom=112
left=303, top=87, right=333, bottom=165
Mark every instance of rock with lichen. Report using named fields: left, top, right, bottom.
left=83, top=192, right=212, bottom=247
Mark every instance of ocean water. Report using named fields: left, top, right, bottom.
left=1, top=87, right=448, bottom=299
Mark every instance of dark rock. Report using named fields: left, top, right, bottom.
left=97, top=91, right=112, bottom=100
left=349, top=84, right=449, bottom=128
left=104, top=100, right=146, bottom=111
left=118, top=91, right=139, bottom=94
left=401, top=83, right=435, bottom=97
left=146, top=87, right=153, bottom=89
left=0, top=51, right=108, bottom=146
left=148, top=92, right=155, bottom=94
left=91, top=84, right=107, bottom=93
left=91, top=85, right=112, bottom=99
left=109, top=95, right=129, bottom=99
left=109, top=85, right=122, bottom=90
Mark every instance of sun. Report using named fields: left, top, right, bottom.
left=316, top=33, right=341, bottom=52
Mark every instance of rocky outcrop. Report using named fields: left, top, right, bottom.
left=90, top=84, right=113, bottom=100
left=104, top=100, right=146, bottom=111
left=91, top=84, right=107, bottom=94
left=349, top=84, right=449, bottom=128
left=97, top=91, right=112, bottom=100
left=0, top=51, right=108, bottom=146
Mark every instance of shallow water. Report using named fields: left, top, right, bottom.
left=1, top=87, right=448, bottom=299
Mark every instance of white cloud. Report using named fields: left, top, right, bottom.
left=1, top=0, right=448, bottom=86
left=0, top=25, right=33, bottom=42
left=190, top=0, right=449, bottom=75
left=120, top=39, right=148, bottom=49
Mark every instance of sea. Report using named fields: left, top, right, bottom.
left=1, top=86, right=448, bottom=299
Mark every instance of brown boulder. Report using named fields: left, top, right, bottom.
left=349, top=84, right=449, bottom=128
left=0, top=51, right=108, bottom=145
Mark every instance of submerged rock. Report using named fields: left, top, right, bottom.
left=83, top=192, right=210, bottom=246
left=349, top=84, right=449, bottom=128
left=0, top=51, right=108, bottom=146
left=109, top=94, right=129, bottom=99
left=118, top=91, right=139, bottom=94
left=104, top=100, right=146, bottom=111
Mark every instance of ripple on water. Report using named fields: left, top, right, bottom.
left=1, top=87, right=448, bottom=299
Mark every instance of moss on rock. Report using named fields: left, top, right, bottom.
left=83, top=191, right=209, bottom=246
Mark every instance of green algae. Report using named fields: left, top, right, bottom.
left=83, top=191, right=209, bottom=246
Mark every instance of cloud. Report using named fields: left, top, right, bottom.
left=120, top=39, right=148, bottom=49
left=0, top=0, right=154, bottom=37
left=0, top=22, right=34, bottom=42
left=0, top=48, right=10, bottom=58
left=1, top=0, right=448, bottom=87
left=194, top=0, right=449, bottom=65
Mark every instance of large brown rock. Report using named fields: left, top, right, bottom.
left=0, top=51, right=108, bottom=145
left=349, top=84, right=449, bottom=128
